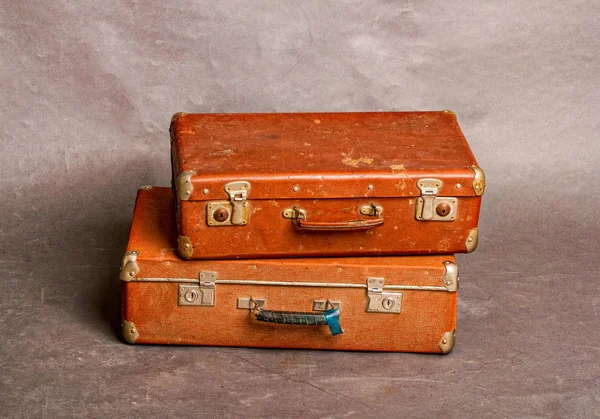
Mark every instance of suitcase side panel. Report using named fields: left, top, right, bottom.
left=122, top=281, right=457, bottom=353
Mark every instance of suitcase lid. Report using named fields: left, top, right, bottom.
left=170, top=111, right=485, bottom=201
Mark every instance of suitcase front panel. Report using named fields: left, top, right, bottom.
left=122, top=280, right=457, bottom=353
left=177, top=196, right=481, bottom=259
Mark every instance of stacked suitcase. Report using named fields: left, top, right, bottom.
left=120, top=111, right=485, bottom=354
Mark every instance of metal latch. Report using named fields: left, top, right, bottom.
left=178, top=271, right=216, bottom=306
left=359, top=203, right=383, bottom=217
left=206, top=181, right=251, bottom=227
left=415, top=179, right=458, bottom=221
left=366, top=277, right=402, bottom=313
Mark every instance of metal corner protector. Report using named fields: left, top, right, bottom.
left=470, top=165, right=486, bottom=196
left=122, top=320, right=139, bottom=344
left=120, top=250, right=140, bottom=282
left=442, top=261, right=459, bottom=292
left=178, top=235, right=193, bottom=259
left=465, top=228, right=479, bottom=253
left=438, top=330, right=456, bottom=354
left=170, top=112, right=186, bottom=124
left=177, top=170, right=196, bottom=201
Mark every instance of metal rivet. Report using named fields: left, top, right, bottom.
left=130, top=328, right=136, bottom=334
left=184, top=243, right=191, bottom=249
left=337, top=267, right=342, bottom=272
left=185, top=190, right=191, bottom=195
left=367, top=185, right=374, bottom=190
left=442, top=338, right=448, bottom=344
left=468, top=237, right=473, bottom=242
left=128, top=271, right=135, bottom=276
left=202, top=188, right=209, bottom=194
left=293, top=186, right=299, bottom=192
left=446, top=281, right=451, bottom=286
left=455, top=184, right=461, bottom=189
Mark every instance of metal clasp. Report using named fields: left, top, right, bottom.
left=366, top=277, right=402, bottom=313
left=178, top=271, right=216, bottom=306
left=225, top=181, right=250, bottom=225
left=415, top=179, right=458, bottom=221
left=206, top=181, right=251, bottom=227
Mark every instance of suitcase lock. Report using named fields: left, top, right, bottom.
left=366, top=277, right=402, bottom=313
left=178, top=271, right=216, bottom=306
left=206, top=181, right=251, bottom=227
left=415, top=179, right=458, bottom=221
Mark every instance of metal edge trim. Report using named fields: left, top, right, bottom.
left=122, top=319, right=139, bottom=344
left=176, top=170, right=196, bottom=201
left=129, top=278, right=450, bottom=292
left=119, top=251, right=140, bottom=282
left=438, top=330, right=456, bottom=354
left=442, top=261, right=459, bottom=292
left=470, top=165, right=486, bottom=196
left=177, top=235, right=193, bottom=259
left=465, top=228, right=479, bottom=253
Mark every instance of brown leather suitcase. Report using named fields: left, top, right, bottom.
left=121, top=187, right=459, bottom=353
left=170, top=111, right=485, bottom=260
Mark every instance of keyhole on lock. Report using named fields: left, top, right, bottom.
left=213, top=207, right=230, bottom=222
left=185, top=290, right=199, bottom=302
left=381, top=297, right=395, bottom=310
left=436, top=203, right=452, bottom=217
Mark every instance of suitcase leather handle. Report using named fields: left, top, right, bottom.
left=296, top=218, right=384, bottom=231
left=284, top=206, right=383, bottom=231
left=255, top=309, right=343, bottom=336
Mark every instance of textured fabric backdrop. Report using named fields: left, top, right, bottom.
left=1, top=1, right=598, bottom=417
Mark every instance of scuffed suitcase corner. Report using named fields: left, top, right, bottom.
left=119, top=250, right=140, bottom=281
left=465, top=227, right=479, bottom=253
left=177, top=235, right=194, bottom=259
left=122, top=319, right=139, bottom=344
left=170, top=111, right=186, bottom=125
left=470, top=165, right=486, bottom=196
left=176, top=170, right=196, bottom=201
left=442, top=260, right=459, bottom=292
left=438, top=330, right=456, bottom=354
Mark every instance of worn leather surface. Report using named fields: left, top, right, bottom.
left=1, top=0, right=598, bottom=417
left=172, top=112, right=482, bottom=259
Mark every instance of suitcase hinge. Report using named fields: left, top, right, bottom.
left=178, top=271, right=216, bottom=306
left=206, top=181, right=251, bottom=227
left=366, top=277, right=402, bottom=313
left=415, top=179, right=458, bottom=221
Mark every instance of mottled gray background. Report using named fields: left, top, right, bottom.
left=1, top=0, right=599, bottom=417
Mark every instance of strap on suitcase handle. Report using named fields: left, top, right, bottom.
left=254, top=308, right=343, bottom=336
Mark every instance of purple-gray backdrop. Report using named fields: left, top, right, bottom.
left=1, top=1, right=598, bottom=417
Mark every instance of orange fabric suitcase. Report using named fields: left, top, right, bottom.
left=170, top=111, right=485, bottom=260
left=121, top=187, right=459, bottom=353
